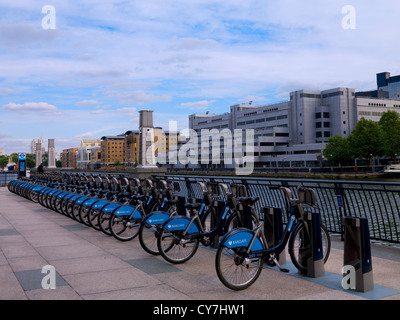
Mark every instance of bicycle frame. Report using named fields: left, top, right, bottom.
left=244, top=213, right=299, bottom=260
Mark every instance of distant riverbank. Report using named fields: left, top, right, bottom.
left=168, top=170, right=400, bottom=182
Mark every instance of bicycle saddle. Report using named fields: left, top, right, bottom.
left=165, top=199, right=179, bottom=205
left=184, top=202, right=202, bottom=210
left=238, top=196, right=259, bottom=205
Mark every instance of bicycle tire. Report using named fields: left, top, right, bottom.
left=138, top=222, right=161, bottom=255
left=98, top=209, right=112, bottom=235
left=157, top=227, right=199, bottom=264
left=87, top=207, right=101, bottom=230
left=138, top=205, right=177, bottom=255
left=215, top=242, right=263, bottom=291
left=79, top=205, right=92, bottom=226
left=288, top=222, right=331, bottom=274
left=224, top=209, right=260, bottom=233
left=109, top=212, right=142, bottom=241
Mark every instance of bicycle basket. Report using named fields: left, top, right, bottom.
left=298, top=187, right=317, bottom=206
left=230, top=184, right=248, bottom=197
left=206, top=182, right=222, bottom=198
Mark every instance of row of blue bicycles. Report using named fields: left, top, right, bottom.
left=8, top=172, right=330, bottom=291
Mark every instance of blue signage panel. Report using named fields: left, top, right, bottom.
left=336, top=195, right=343, bottom=208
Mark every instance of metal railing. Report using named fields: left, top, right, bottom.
left=0, top=172, right=18, bottom=186
left=11, top=170, right=400, bottom=244
left=152, top=174, right=400, bottom=244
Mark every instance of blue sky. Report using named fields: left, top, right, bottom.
left=1, top=0, right=400, bottom=154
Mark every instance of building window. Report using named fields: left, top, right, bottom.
left=315, top=112, right=321, bottom=119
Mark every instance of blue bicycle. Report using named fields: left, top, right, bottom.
left=156, top=182, right=260, bottom=264
left=215, top=185, right=331, bottom=290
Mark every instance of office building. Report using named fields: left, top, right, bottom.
left=189, top=73, right=400, bottom=168
left=61, top=147, right=78, bottom=169
left=100, top=135, right=126, bottom=166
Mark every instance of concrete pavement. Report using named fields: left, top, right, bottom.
left=1, top=186, right=400, bottom=300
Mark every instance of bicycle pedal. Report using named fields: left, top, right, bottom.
left=272, top=256, right=289, bottom=273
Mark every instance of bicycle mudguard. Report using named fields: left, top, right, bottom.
left=57, top=192, right=69, bottom=198
left=101, top=203, right=122, bottom=212
left=143, top=211, right=170, bottom=225
left=82, top=198, right=98, bottom=206
left=32, top=186, right=44, bottom=192
left=162, top=216, right=199, bottom=234
left=91, top=200, right=110, bottom=209
left=64, top=193, right=77, bottom=200
left=114, top=206, right=141, bottom=219
left=75, top=196, right=90, bottom=204
left=220, top=228, right=264, bottom=251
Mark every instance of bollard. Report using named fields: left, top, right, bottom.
left=342, top=216, right=374, bottom=292
left=304, top=211, right=325, bottom=278
left=262, top=207, right=286, bottom=264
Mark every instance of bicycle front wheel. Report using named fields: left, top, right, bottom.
left=288, top=222, right=331, bottom=274
left=157, top=228, right=199, bottom=264
left=215, top=244, right=263, bottom=291
left=138, top=222, right=161, bottom=255
left=109, top=214, right=142, bottom=241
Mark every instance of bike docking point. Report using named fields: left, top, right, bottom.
left=303, top=211, right=325, bottom=278
left=342, top=216, right=374, bottom=292
left=262, top=207, right=286, bottom=265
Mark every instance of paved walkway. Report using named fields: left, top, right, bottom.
left=1, top=186, right=400, bottom=300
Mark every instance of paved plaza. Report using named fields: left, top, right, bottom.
left=0, top=186, right=400, bottom=300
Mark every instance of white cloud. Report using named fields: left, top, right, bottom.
left=1, top=102, right=59, bottom=113
left=76, top=99, right=100, bottom=107
left=0, top=88, right=20, bottom=95
left=110, top=90, right=172, bottom=105
left=177, top=100, right=216, bottom=110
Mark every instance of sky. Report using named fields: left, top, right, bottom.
left=1, top=0, right=400, bottom=154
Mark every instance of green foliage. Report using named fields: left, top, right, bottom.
left=348, top=118, right=386, bottom=159
left=379, top=110, right=400, bottom=159
left=324, top=111, right=400, bottom=163
left=323, top=135, right=352, bottom=166
left=114, top=160, right=122, bottom=166
left=0, top=155, right=8, bottom=168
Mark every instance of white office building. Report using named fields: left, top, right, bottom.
left=76, top=144, right=100, bottom=170
left=189, top=73, right=400, bottom=168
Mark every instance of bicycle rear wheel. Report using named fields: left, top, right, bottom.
left=157, top=228, right=199, bottom=264
left=288, top=222, right=331, bottom=274
left=215, top=244, right=263, bottom=291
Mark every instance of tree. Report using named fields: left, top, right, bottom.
left=323, top=135, right=352, bottom=166
left=0, top=155, right=8, bottom=168
left=348, top=118, right=386, bottom=160
left=379, top=110, right=400, bottom=160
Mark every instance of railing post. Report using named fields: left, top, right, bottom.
left=334, top=183, right=347, bottom=241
